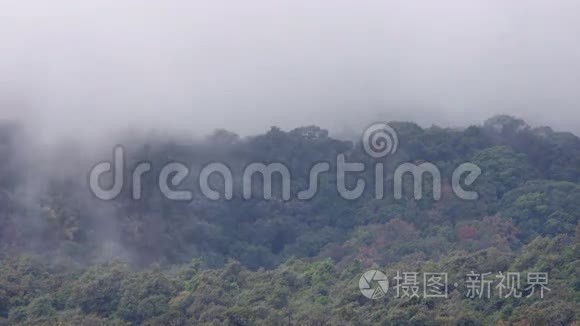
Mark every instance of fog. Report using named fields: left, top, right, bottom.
left=1, top=0, right=579, bottom=141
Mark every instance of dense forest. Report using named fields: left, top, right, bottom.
left=0, top=115, right=578, bottom=325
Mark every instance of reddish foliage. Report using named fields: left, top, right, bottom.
left=457, top=224, right=478, bottom=240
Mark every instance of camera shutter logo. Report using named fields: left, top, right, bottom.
left=359, top=270, right=389, bottom=299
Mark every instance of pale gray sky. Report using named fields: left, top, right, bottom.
left=1, top=0, right=579, bottom=140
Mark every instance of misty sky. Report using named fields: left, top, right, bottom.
left=1, top=0, right=579, bottom=140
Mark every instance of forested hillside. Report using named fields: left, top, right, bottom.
left=0, top=115, right=578, bottom=325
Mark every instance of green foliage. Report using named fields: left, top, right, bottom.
left=67, top=262, right=129, bottom=316
left=501, top=180, right=580, bottom=238
left=0, top=116, right=578, bottom=324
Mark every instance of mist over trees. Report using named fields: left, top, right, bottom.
left=2, top=1, right=579, bottom=324
left=0, top=115, right=578, bottom=325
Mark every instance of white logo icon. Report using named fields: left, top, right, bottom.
left=359, top=270, right=389, bottom=299
left=362, top=123, right=398, bottom=158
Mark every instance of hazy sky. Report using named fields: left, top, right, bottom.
left=1, top=0, right=579, bottom=140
